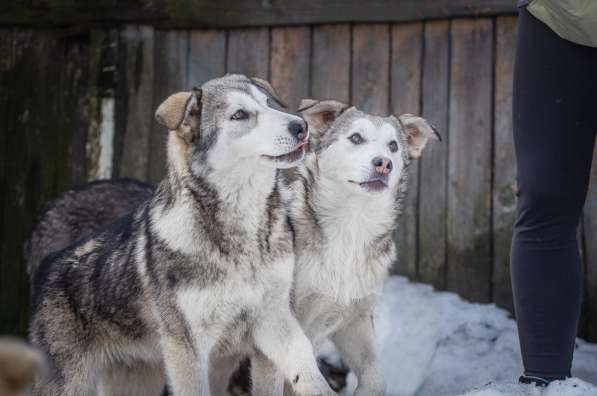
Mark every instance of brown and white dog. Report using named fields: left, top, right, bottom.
left=0, top=338, right=45, bottom=396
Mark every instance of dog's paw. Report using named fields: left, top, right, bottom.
left=354, top=386, right=385, bottom=396
left=291, top=372, right=337, bottom=396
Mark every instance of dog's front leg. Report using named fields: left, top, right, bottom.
left=330, top=312, right=385, bottom=396
left=209, top=354, right=242, bottom=395
left=253, top=309, right=335, bottom=396
left=251, top=353, right=285, bottom=396
left=160, top=334, right=212, bottom=396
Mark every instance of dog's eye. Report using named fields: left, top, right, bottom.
left=231, top=110, right=249, bottom=121
left=348, top=133, right=364, bottom=145
left=389, top=141, right=398, bottom=153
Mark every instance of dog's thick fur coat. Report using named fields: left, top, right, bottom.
left=26, top=95, right=438, bottom=396
left=248, top=101, right=440, bottom=396
left=25, top=178, right=154, bottom=280
left=28, top=75, right=333, bottom=396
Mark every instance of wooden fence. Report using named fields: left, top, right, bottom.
left=1, top=1, right=597, bottom=341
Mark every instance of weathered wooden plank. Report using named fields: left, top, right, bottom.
left=0, top=28, right=14, bottom=333
left=62, top=34, right=92, bottom=184
left=310, top=24, right=350, bottom=103
left=0, top=30, right=13, bottom=215
left=390, top=22, right=423, bottom=278
left=117, top=25, right=155, bottom=181
left=351, top=24, right=390, bottom=115
left=0, top=30, right=69, bottom=334
left=418, top=20, right=450, bottom=290
left=446, top=18, right=493, bottom=303
left=226, top=27, right=269, bottom=79
left=80, top=30, right=102, bottom=182
left=188, top=29, right=226, bottom=87
left=583, top=143, right=597, bottom=341
left=148, top=30, right=188, bottom=184
left=98, top=29, right=120, bottom=181
left=492, top=16, right=517, bottom=312
left=4, top=30, right=52, bottom=334
left=270, top=27, right=311, bottom=111
left=0, top=1, right=518, bottom=28
left=85, top=29, right=119, bottom=181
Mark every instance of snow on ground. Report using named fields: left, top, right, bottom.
left=462, top=377, right=597, bottom=396
left=322, top=276, right=597, bottom=396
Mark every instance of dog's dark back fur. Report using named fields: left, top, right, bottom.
left=25, top=178, right=154, bottom=280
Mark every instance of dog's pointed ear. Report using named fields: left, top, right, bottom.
left=250, top=77, right=288, bottom=109
left=395, top=113, right=441, bottom=158
left=155, top=88, right=202, bottom=142
left=298, top=99, right=349, bottom=137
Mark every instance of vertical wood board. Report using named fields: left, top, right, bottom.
left=492, top=16, right=517, bottom=311
left=446, top=18, right=494, bottom=303
left=390, top=22, right=423, bottom=278
left=418, top=20, right=450, bottom=290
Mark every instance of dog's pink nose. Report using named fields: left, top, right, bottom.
left=373, top=156, right=393, bottom=175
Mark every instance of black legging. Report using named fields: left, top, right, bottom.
left=511, top=8, right=597, bottom=380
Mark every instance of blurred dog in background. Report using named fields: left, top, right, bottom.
left=0, top=338, right=44, bottom=396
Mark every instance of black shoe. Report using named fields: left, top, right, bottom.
left=519, top=375, right=564, bottom=387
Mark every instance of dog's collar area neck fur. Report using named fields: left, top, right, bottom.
left=154, top=170, right=279, bottom=250
left=163, top=129, right=278, bottom=206
left=309, top=174, right=396, bottom=237
left=178, top=161, right=278, bottom=231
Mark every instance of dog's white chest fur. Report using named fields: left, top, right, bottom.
left=176, top=254, right=294, bottom=353
left=177, top=280, right=261, bottom=337
left=288, top=182, right=395, bottom=351
left=295, top=192, right=393, bottom=305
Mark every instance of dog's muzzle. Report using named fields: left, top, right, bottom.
left=263, top=139, right=307, bottom=164
left=263, top=120, right=309, bottom=164
left=349, top=172, right=389, bottom=192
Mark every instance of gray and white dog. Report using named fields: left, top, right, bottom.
left=28, top=74, right=335, bottom=396
left=247, top=100, right=439, bottom=396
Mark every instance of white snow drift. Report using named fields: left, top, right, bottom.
left=325, top=276, right=597, bottom=396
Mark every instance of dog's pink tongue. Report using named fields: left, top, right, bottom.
left=296, top=140, right=307, bottom=149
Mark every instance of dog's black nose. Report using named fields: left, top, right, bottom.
left=288, top=120, right=307, bottom=141
left=372, top=156, right=393, bottom=175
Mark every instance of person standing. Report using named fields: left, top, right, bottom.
left=511, top=0, right=597, bottom=386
